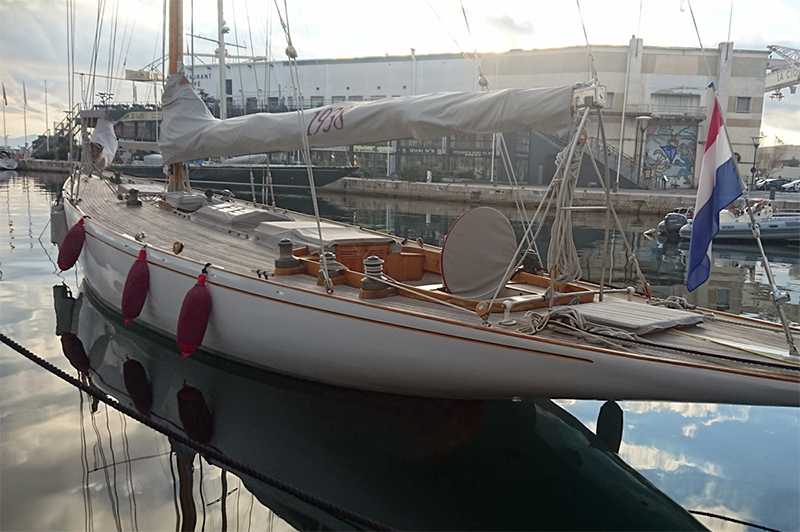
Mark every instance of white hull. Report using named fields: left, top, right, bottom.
left=680, top=218, right=800, bottom=242
left=62, top=186, right=800, bottom=405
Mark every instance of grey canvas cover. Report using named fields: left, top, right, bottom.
left=159, top=74, right=574, bottom=165
left=441, top=207, right=518, bottom=300
left=193, top=203, right=293, bottom=231
left=255, top=221, right=396, bottom=254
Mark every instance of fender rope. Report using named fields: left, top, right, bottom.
left=0, top=333, right=395, bottom=532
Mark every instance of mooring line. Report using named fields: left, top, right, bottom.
left=0, top=333, right=395, bottom=532
left=688, top=510, right=783, bottom=532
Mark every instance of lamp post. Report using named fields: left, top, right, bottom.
left=750, top=134, right=763, bottom=190
left=635, top=116, right=651, bottom=188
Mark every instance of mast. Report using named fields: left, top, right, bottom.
left=217, top=0, right=227, bottom=121
left=167, top=0, right=188, bottom=191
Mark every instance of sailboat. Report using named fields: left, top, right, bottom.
left=55, top=0, right=799, bottom=406
left=0, top=149, right=18, bottom=170
left=110, top=152, right=358, bottom=195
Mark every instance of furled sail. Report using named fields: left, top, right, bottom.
left=159, top=74, right=574, bottom=165
left=89, top=117, right=118, bottom=171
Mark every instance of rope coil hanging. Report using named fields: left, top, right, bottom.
left=547, top=142, right=585, bottom=284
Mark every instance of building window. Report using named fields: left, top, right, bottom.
left=332, top=96, right=346, bottom=103
left=606, top=92, right=615, bottom=108
left=735, top=96, right=751, bottom=113
left=349, top=95, right=364, bottom=102
left=370, top=95, right=386, bottom=101
left=652, top=93, right=700, bottom=114
left=310, top=96, right=324, bottom=107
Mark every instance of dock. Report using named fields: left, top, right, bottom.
left=321, top=177, right=800, bottom=215
left=17, top=160, right=75, bottom=173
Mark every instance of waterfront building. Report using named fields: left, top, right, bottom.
left=179, top=37, right=768, bottom=189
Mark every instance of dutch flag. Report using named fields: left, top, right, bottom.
left=686, top=99, right=743, bottom=291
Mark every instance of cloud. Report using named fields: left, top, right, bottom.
left=762, top=95, right=800, bottom=145
left=620, top=442, right=723, bottom=476
left=485, top=14, right=536, bottom=39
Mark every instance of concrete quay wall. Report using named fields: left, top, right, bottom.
left=323, top=178, right=800, bottom=215
left=18, top=160, right=76, bottom=173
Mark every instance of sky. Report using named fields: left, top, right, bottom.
left=1, top=0, right=799, bottom=149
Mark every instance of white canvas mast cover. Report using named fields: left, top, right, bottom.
left=159, top=74, right=574, bottom=165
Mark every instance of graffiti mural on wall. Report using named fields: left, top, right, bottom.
left=643, top=124, right=697, bottom=189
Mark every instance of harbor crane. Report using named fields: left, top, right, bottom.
left=765, top=45, right=800, bottom=100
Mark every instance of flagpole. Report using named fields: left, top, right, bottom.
left=45, top=80, right=50, bottom=152
left=709, top=83, right=798, bottom=357
left=685, top=0, right=797, bottom=357
left=23, top=81, right=28, bottom=158
left=2, top=87, right=6, bottom=148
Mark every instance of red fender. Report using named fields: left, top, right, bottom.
left=57, top=218, right=85, bottom=271
left=123, top=358, right=152, bottom=417
left=176, top=271, right=212, bottom=359
left=177, top=383, right=213, bottom=444
left=122, top=248, right=150, bottom=325
left=60, top=332, right=90, bottom=375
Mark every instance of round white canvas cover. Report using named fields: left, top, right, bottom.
left=441, top=207, right=518, bottom=300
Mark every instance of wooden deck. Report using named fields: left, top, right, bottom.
left=75, top=175, right=800, bottom=380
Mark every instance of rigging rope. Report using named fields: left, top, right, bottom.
left=0, top=333, right=396, bottom=532
left=273, top=0, right=333, bottom=293
left=425, top=2, right=481, bottom=75
left=547, top=110, right=589, bottom=284
left=688, top=510, right=782, bottom=532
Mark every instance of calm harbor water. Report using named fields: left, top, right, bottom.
left=1, top=172, right=798, bottom=531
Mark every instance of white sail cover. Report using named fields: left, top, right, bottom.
left=90, top=118, right=118, bottom=170
left=159, top=74, right=574, bottom=165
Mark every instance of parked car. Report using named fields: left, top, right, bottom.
left=780, top=179, right=800, bottom=192
left=756, top=178, right=793, bottom=191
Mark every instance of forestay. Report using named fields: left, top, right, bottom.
left=159, top=74, right=574, bottom=165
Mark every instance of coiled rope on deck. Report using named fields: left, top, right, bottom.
left=0, top=333, right=395, bottom=532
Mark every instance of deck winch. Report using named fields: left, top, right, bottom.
left=318, top=252, right=347, bottom=286
left=360, top=255, right=396, bottom=299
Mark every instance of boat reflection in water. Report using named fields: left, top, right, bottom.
left=59, top=283, right=706, bottom=531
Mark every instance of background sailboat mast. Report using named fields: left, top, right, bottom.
left=217, top=0, right=226, bottom=120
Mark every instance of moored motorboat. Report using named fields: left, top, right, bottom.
left=111, top=154, right=357, bottom=194
left=678, top=199, right=800, bottom=242
left=0, top=150, right=18, bottom=170
left=657, top=207, right=693, bottom=242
